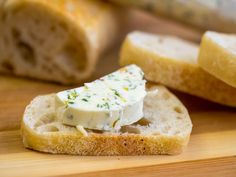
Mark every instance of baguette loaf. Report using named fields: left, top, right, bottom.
left=0, top=0, right=120, bottom=84
left=120, top=31, right=236, bottom=107
left=198, top=31, right=236, bottom=88
left=108, top=0, right=236, bottom=33
left=21, top=84, right=192, bottom=155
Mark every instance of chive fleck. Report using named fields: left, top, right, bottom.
left=104, top=102, right=110, bottom=110
left=82, top=98, right=88, bottom=102
left=112, top=118, right=120, bottom=128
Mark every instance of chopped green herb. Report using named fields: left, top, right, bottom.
left=111, top=89, right=121, bottom=97
left=112, top=118, right=120, bottom=128
left=68, top=101, right=75, bottom=104
left=65, top=90, right=79, bottom=108
left=123, top=87, right=129, bottom=91
left=115, top=102, right=120, bottom=105
left=104, top=102, right=110, bottom=110
left=131, top=85, right=137, bottom=90
left=70, top=90, right=78, bottom=98
left=84, top=85, right=89, bottom=89
left=82, top=98, right=88, bottom=102
left=139, top=70, right=144, bottom=76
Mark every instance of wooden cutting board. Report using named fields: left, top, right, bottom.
left=0, top=11, right=236, bottom=177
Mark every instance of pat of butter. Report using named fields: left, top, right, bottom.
left=55, top=65, right=146, bottom=130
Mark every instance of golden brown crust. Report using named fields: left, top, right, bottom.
left=22, top=124, right=189, bottom=155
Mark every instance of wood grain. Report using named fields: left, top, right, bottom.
left=1, top=127, right=236, bottom=176
left=0, top=10, right=235, bottom=177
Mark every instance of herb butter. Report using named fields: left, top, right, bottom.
left=55, top=65, right=146, bottom=130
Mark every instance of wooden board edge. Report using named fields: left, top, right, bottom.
left=58, top=156, right=236, bottom=177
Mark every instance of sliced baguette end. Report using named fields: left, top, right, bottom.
left=198, top=31, right=236, bottom=88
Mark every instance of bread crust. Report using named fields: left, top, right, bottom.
left=22, top=124, right=189, bottom=155
left=21, top=84, right=192, bottom=155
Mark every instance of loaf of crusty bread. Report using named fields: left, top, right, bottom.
left=0, top=0, right=121, bottom=84
left=21, top=84, right=192, bottom=155
left=120, top=31, right=236, bottom=107
left=198, top=31, right=236, bottom=88
left=108, top=0, right=236, bottom=33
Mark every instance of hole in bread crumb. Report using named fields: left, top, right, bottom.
left=1, top=12, right=6, bottom=22
left=90, top=129, right=103, bottom=134
left=34, top=120, right=43, bottom=128
left=57, top=41, right=86, bottom=71
left=29, top=31, right=44, bottom=45
left=163, top=92, right=170, bottom=99
left=175, top=130, right=180, bottom=135
left=65, top=73, right=77, bottom=82
left=17, top=41, right=36, bottom=66
left=3, top=36, right=8, bottom=45
left=42, top=63, right=53, bottom=74
left=177, top=116, right=182, bottom=120
left=121, top=126, right=140, bottom=134
left=41, top=115, right=55, bottom=123
left=43, top=125, right=59, bottom=132
left=158, top=38, right=163, bottom=43
left=1, top=60, right=14, bottom=72
left=11, top=28, right=21, bottom=39
left=34, top=18, right=41, bottom=25
left=134, top=118, right=151, bottom=126
left=162, top=125, right=171, bottom=134
left=174, top=107, right=182, bottom=114
left=35, top=114, right=55, bottom=128
left=153, top=132, right=161, bottom=135
left=50, top=25, right=56, bottom=32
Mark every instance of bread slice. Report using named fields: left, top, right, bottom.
left=0, top=0, right=121, bottom=84
left=120, top=31, right=236, bottom=107
left=198, top=31, right=236, bottom=88
left=21, top=84, right=192, bottom=155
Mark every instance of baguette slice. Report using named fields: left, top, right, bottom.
left=0, top=0, right=121, bottom=84
left=198, top=31, right=236, bottom=87
left=21, top=84, right=192, bottom=155
left=120, top=31, right=236, bottom=107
